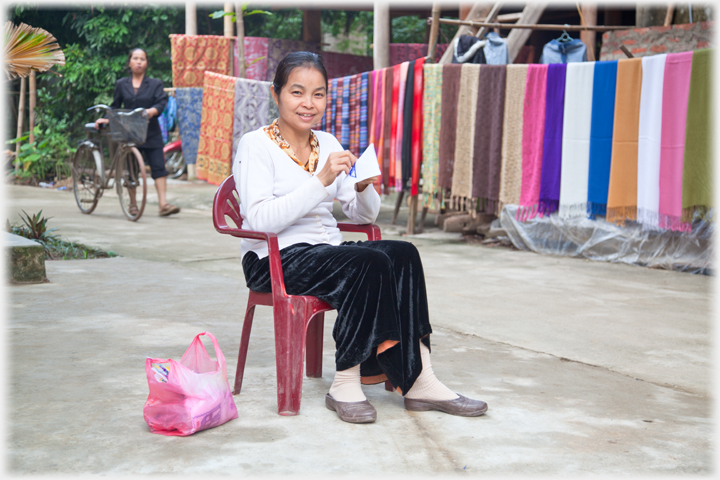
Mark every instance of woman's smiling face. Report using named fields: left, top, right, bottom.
left=272, top=66, right=327, bottom=135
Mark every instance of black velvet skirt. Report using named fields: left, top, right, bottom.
left=241, top=240, right=432, bottom=395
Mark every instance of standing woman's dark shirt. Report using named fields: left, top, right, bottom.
left=111, top=76, right=168, bottom=148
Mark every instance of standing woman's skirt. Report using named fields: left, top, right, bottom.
left=241, top=239, right=432, bottom=395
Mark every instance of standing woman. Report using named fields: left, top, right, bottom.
left=96, top=48, right=180, bottom=216
left=233, top=51, right=487, bottom=424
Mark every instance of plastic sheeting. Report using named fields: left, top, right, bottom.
left=499, top=205, right=713, bottom=275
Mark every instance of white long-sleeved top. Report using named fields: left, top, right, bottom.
left=232, top=127, right=381, bottom=259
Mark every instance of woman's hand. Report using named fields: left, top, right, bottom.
left=316, top=150, right=356, bottom=187
left=355, top=176, right=379, bottom=192
left=145, top=107, right=159, bottom=119
left=94, top=118, right=109, bottom=130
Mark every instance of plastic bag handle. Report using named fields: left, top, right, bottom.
left=195, top=331, right=226, bottom=372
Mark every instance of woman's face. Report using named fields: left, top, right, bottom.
left=129, top=50, right=148, bottom=75
left=272, top=66, right=327, bottom=135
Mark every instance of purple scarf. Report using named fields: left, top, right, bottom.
left=538, top=63, right=567, bottom=216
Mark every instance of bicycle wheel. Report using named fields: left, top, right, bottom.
left=115, top=146, right=147, bottom=221
left=165, top=150, right=186, bottom=179
left=72, top=144, right=102, bottom=214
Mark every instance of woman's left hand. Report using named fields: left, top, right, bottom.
left=355, top=176, right=379, bottom=192
left=145, top=107, right=159, bottom=119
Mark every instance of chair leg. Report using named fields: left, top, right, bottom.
left=234, top=304, right=256, bottom=395
left=385, top=380, right=394, bottom=392
left=274, top=298, right=306, bottom=415
left=305, top=312, right=324, bottom=378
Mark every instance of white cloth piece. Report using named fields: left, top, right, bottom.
left=405, top=342, right=458, bottom=401
left=328, top=364, right=366, bottom=402
left=558, top=62, right=595, bottom=219
left=637, top=54, right=667, bottom=230
left=233, top=128, right=381, bottom=259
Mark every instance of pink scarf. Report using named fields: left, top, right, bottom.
left=518, top=64, right=548, bottom=221
left=659, top=51, right=693, bottom=232
left=395, top=61, right=410, bottom=191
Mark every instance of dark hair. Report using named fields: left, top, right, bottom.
left=127, top=48, right=148, bottom=67
left=272, top=51, right=328, bottom=95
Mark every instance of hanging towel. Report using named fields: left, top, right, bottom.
left=170, top=34, right=231, bottom=88
left=498, top=65, right=528, bottom=214
left=341, top=76, right=351, bottom=150
left=659, top=51, right=694, bottom=232
left=606, top=58, right=643, bottom=226
left=538, top=64, right=567, bottom=216
left=587, top=60, right=618, bottom=218
left=451, top=63, right=481, bottom=211
left=438, top=64, right=463, bottom=194
left=196, top=72, right=236, bottom=186
left=410, top=58, right=426, bottom=196
left=682, top=48, right=713, bottom=222
left=558, top=62, right=594, bottom=219
left=422, top=63, right=443, bottom=208
left=360, top=72, right=369, bottom=153
left=349, top=74, right=360, bottom=156
left=518, top=64, right=548, bottom=221
left=175, top=87, right=204, bottom=165
left=383, top=67, right=394, bottom=191
left=395, top=62, right=410, bottom=191
left=637, top=54, right=667, bottom=229
left=401, top=60, right=416, bottom=192
left=232, top=78, right=274, bottom=160
left=472, top=64, right=506, bottom=214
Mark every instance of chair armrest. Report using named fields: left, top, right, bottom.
left=337, top=222, right=382, bottom=241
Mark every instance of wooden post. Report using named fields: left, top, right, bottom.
left=580, top=4, right=597, bottom=62
left=29, top=70, right=36, bottom=144
left=407, top=195, right=418, bottom=235
left=236, top=1, right=246, bottom=78
left=302, top=10, right=322, bottom=44
left=224, top=3, right=234, bottom=37
left=391, top=191, right=404, bottom=225
left=373, top=3, right=390, bottom=70
left=428, top=3, right=441, bottom=61
left=15, top=76, right=26, bottom=163
left=185, top=1, right=197, bottom=35
left=664, top=4, right=675, bottom=26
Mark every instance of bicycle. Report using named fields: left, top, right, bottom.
left=72, top=105, right=149, bottom=221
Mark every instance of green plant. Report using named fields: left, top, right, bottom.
left=7, top=118, right=75, bottom=184
left=8, top=209, right=58, bottom=256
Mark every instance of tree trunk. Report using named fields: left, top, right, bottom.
left=16, top=76, right=26, bottom=163
left=236, top=2, right=246, bottom=78
left=29, top=70, right=36, bottom=144
left=185, top=1, right=197, bottom=35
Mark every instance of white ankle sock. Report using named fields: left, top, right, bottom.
left=328, top=364, right=366, bottom=402
left=405, top=342, right=459, bottom=401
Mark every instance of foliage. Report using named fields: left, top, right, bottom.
left=7, top=211, right=118, bottom=260
left=6, top=118, right=75, bottom=184
left=209, top=5, right=272, bottom=23
left=3, top=20, right=66, bottom=79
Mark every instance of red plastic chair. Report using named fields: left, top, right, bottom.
left=212, top=174, right=390, bottom=415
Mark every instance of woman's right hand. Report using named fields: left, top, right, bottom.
left=316, top=150, right=356, bottom=187
left=94, top=118, right=109, bottom=130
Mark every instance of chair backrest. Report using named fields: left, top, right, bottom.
left=213, top=175, right=243, bottom=233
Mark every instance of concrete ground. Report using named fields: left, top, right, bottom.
left=3, top=180, right=715, bottom=476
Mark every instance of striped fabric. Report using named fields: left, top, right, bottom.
left=422, top=64, right=443, bottom=209
left=360, top=72, right=369, bottom=152
left=341, top=76, right=350, bottom=149
left=349, top=75, right=359, bottom=155
left=334, top=78, right=343, bottom=138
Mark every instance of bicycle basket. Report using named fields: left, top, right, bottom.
left=107, top=109, right=149, bottom=144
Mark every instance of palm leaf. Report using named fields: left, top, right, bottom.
left=4, top=21, right=65, bottom=79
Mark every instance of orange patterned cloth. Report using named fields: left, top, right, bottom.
left=263, top=119, right=320, bottom=174
left=170, top=34, right=231, bottom=88
left=196, top=72, right=236, bottom=185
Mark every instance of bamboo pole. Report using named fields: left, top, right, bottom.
left=664, top=4, right=675, bottom=26
left=15, top=76, right=26, bottom=164
left=186, top=1, right=197, bottom=35
left=427, top=3, right=441, bottom=61
left=373, top=3, right=390, bottom=70
left=224, top=3, right=234, bottom=76
left=29, top=70, right=36, bottom=144
left=236, top=2, right=246, bottom=78
left=436, top=17, right=633, bottom=31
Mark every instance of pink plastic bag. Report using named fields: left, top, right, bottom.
left=143, top=332, right=238, bottom=436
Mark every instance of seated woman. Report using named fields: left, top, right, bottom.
left=233, top=51, right=487, bottom=424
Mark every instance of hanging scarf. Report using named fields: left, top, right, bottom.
left=410, top=57, right=426, bottom=196
left=659, top=51, right=693, bottom=232
left=232, top=78, right=274, bottom=160
left=451, top=63, right=481, bottom=211
left=682, top=48, right=713, bottom=223
left=360, top=72, right=369, bottom=153
left=498, top=65, right=528, bottom=214
left=422, top=63, right=443, bottom=208
left=175, top=87, right=203, bottom=165
left=637, top=54, right=667, bottom=230
left=383, top=67, right=394, bottom=191
left=587, top=60, right=618, bottom=218
left=472, top=64, right=506, bottom=214
left=334, top=78, right=343, bottom=139
left=263, top=118, right=320, bottom=173
left=558, top=62, right=594, bottom=219
left=341, top=76, right=351, bottom=150
left=196, top=72, right=236, bottom=186
left=538, top=63, right=567, bottom=216
left=395, top=61, right=410, bottom=191
left=349, top=74, right=360, bottom=156
left=606, top=58, right=643, bottom=226
left=389, top=64, right=402, bottom=189
left=518, top=64, right=548, bottom=221
left=170, top=34, right=231, bottom=88
left=323, top=77, right=334, bottom=133
left=438, top=64, right=463, bottom=195
left=401, top=60, right=416, bottom=192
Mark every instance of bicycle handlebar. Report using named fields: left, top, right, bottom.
left=88, top=105, right=147, bottom=117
